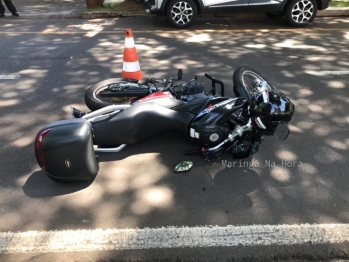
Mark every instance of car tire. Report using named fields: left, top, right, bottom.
left=285, top=0, right=317, bottom=27
left=166, top=0, right=197, bottom=29
left=265, top=11, right=284, bottom=18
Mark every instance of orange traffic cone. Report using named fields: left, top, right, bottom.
left=122, top=29, right=143, bottom=80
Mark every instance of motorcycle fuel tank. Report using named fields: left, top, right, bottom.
left=190, top=97, right=246, bottom=146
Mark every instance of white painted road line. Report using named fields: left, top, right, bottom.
left=306, top=70, right=349, bottom=76
left=1, top=224, right=349, bottom=253
left=0, top=75, right=21, bottom=80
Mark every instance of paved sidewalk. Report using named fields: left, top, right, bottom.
left=2, top=0, right=349, bottom=19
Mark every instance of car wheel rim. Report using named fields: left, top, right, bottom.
left=171, top=1, right=193, bottom=25
left=291, top=0, right=314, bottom=23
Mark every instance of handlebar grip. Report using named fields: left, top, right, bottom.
left=204, top=73, right=225, bottom=97
left=204, top=73, right=214, bottom=80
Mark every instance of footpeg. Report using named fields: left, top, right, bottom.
left=71, top=107, right=86, bottom=118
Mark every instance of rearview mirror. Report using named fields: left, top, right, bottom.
left=174, top=161, right=193, bottom=173
left=178, top=69, right=183, bottom=80
left=274, top=123, right=290, bottom=140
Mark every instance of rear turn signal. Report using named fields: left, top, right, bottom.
left=35, top=129, right=51, bottom=171
left=35, top=129, right=51, bottom=149
left=37, top=151, right=47, bottom=170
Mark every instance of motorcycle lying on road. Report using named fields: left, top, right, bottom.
left=34, top=66, right=295, bottom=182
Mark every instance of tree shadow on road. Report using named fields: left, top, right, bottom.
left=213, top=167, right=260, bottom=210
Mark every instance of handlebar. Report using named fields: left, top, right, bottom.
left=204, top=73, right=225, bottom=97
left=139, top=71, right=226, bottom=98
left=144, top=77, right=180, bottom=98
left=144, top=68, right=182, bottom=87
left=140, top=77, right=179, bottom=87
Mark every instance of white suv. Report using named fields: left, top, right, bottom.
left=145, top=0, right=331, bottom=28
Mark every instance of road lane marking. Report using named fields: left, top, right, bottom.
left=0, top=75, right=20, bottom=80
left=306, top=71, right=349, bottom=76
left=1, top=224, right=349, bottom=253
left=306, top=70, right=349, bottom=76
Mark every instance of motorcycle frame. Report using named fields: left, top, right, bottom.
left=82, top=104, right=131, bottom=153
left=80, top=97, right=252, bottom=155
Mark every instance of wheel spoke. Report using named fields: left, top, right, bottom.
left=177, top=16, right=185, bottom=24
left=183, top=13, right=192, bottom=21
left=241, top=71, right=271, bottom=94
left=293, top=5, right=301, bottom=12
left=300, top=14, right=306, bottom=22
left=304, top=2, right=312, bottom=9
left=171, top=11, right=180, bottom=19
left=304, top=10, right=313, bottom=16
left=183, top=4, right=192, bottom=11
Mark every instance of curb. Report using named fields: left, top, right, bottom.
left=81, top=11, right=151, bottom=19
left=10, top=9, right=83, bottom=19
left=81, top=7, right=349, bottom=19
left=317, top=7, right=349, bottom=16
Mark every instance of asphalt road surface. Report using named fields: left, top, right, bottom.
left=0, top=16, right=349, bottom=261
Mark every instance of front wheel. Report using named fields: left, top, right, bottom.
left=85, top=78, right=139, bottom=111
left=233, top=66, right=275, bottom=100
left=285, top=0, right=317, bottom=27
left=166, top=0, right=197, bottom=29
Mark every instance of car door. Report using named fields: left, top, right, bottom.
left=248, top=0, right=283, bottom=9
left=203, top=0, right=250, bottom=8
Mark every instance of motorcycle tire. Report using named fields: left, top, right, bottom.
left=233, top=66, right=275, bottom=100
left=85, top=78, right=139, bottom=111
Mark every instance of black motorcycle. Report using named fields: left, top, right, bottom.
left=34, top=66, right=295, bottom=182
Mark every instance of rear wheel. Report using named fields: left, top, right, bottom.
left=233, top=66, right=275, bottom=100
left=85, top=78, right=139, bottom=111
left=166, top=0, right=197, bottom=29
left=285, top=0, right=317, bottom=27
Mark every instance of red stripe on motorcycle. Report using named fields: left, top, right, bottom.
left=139, top=92, right=173, bottom=101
